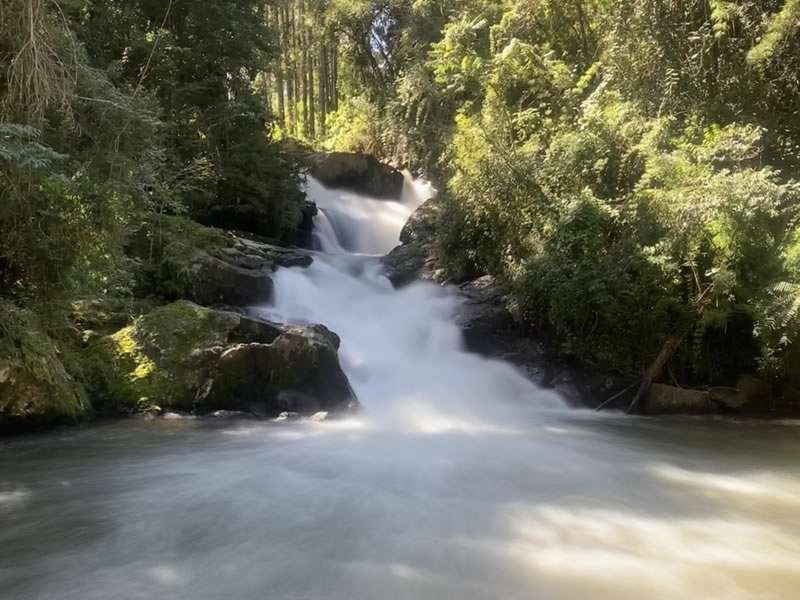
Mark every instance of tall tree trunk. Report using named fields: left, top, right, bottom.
left=318, top=43, right=327, bottom=134
left=332, top=47, right=339, bottom=111
left=274, top=3, right=285, bottom=127
left=326, top=36, right=336, bottom=111
left=307, top=23, right=315, bottom=138
left=283, top=1, right=294, bottom=136
left=300, top=0, right=308, bottom=138
left=290, top=0, right=299, bottom=137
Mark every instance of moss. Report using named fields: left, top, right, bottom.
left=0, top=301, right=90, bottom=431
left=82, top=301, right=241, bottom=412
left=70, top=296, right=159, bottom=337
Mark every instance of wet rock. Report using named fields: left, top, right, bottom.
left=179, top=251, right=274, bottom=306
left=81, top=301, right=359, bottom=418
left=276, top=411, right=301, bottom=422
left=311, top=152, right=404, bottom=199
left=399, top=196, right=442, bottom=245
left=457, top=276, right=516, bottom=351
left=382, top=198, right=446, bottom=287
left=453, top=276, right=618, bottom=408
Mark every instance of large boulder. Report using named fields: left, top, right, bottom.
left=0, top=303, right=89, bottom=432
left=311, top=152, right=404, bottom=199
left=81, top=301, right=358, bottom=417
left=382, top=197, right=446, bottom=287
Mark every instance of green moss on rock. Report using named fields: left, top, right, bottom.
left=0, top=301, right=89, bottom=431
left=80, top=300, right=356, bottom=417
left=82, top=301, right=241, bottom=412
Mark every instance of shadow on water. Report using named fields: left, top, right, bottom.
left=2, top=414, right=800, bottom=600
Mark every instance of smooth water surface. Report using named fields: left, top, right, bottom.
left=2, top=416, right=800, bottom=600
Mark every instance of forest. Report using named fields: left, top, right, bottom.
left=1, top=0, right=800, bottom=427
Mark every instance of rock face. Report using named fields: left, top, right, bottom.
left=0, top=304, right=89, bottom=432
left=82, top=301, right=358, bottom=417
left=129, top=215, right=313, bottom=307
left=453, top=276, right=596, bottom=406
left=311, top=152, right=404, bottom=199
left=382, top=197, right=446, bottom=287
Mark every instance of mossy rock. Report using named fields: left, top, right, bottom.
left=0, top=302, right=90, bottom=432
left=71, top=296, right=159, bottom=337
left=127, top=214, right=311, bottom=307
left=81, top=301, right=357, bottom=416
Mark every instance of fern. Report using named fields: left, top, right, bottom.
left=0, top=123, right=66, bottom=170
left=710, top=0, right=736, bottom=39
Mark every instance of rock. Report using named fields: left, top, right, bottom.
left=399, top=196, right=442, bottom=245
left=70, top=297, right=158, bottom=337
left=81, top=300, right=359, bottom=418
left=276, top=411, right=301, bottom=422
left=457, top=276, right=517, bottom=352
left=382, top=197, right=446, bottom=287
left=444, top=276, right=599, bottom=407
left=0, top=303, right=89, bottom=432
left=311, top=152, right=404, bottom=199
left=645, top=384, right=717, bottom=414
left=177, top=251, right=274, bottom=306
left=128, top=215, right=312, bottom=306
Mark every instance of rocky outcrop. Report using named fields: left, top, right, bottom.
left=0, top=303, right=89, bottom=432
left=129, top=215, right=313, bottom=307
left=382, top=197, right=446, bottom=287
left=81, top=301, right=358, bottom=417
left=453, top=276, right=597, bottom=406
left=311, top=152, right=404, bottom=199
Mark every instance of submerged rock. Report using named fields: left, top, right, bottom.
left=311, top=152, right=404, bottom=199
left=81, top=300, right=358, bottom=418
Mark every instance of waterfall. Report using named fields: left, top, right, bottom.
left=257, top=175, right=564, bottom=432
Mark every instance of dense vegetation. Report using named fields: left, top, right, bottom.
left=2, top=0, right=800, bottom=428
left=272, top=0, right=800, bottom=388
left=0, top=0, right=305, bottom=427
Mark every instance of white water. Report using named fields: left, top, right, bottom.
left=2, top=177, right=800, bottom=600
left=262, top=176, right=565, bottom=433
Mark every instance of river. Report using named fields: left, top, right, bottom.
left=1, top=178, right=799, bottom=599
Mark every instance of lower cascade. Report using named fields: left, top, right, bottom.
left=257, top=176, right=565, bottom=432
left=2, top=178, right=799, bottom=600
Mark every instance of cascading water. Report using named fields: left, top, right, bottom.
left=259, top=176, right=565, bottom=432
left=2, top=176, right=800, bottom=600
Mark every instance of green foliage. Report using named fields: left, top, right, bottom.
left=348, top=0, right=800, bottom=383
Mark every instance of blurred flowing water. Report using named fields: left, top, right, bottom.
left=2, top=177, right=799, bottom=600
